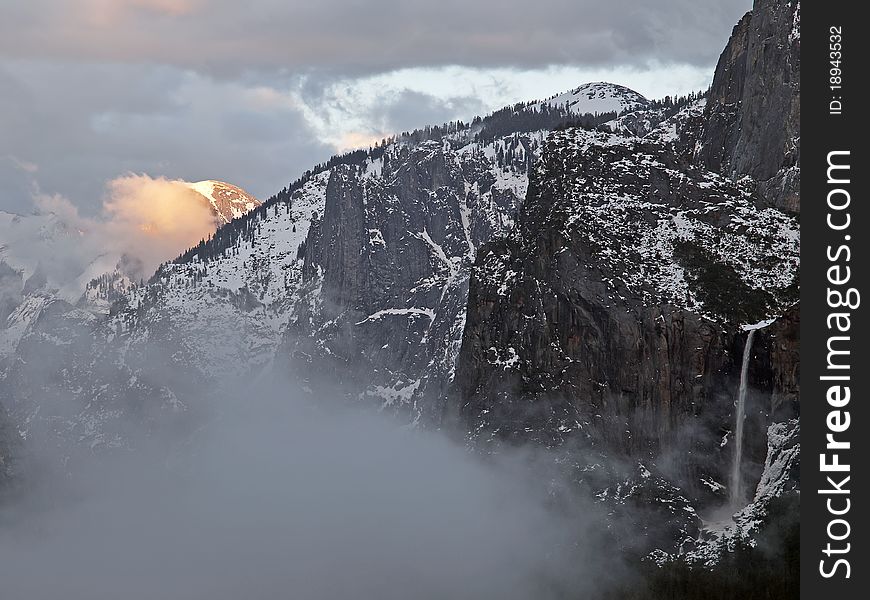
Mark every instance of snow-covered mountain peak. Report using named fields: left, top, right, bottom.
left=532, top=81, right=649, bottom=116
left=186, top=180, right=261, bottom=225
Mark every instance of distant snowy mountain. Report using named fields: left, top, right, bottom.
left=0, top=179, right=259, bottom=305
left=531, top=81, right=649, bottom=116
left=0, top=180, right=261, bottom=378
left=186, top=180, right=261, bottom=225
left=0, top=210, right=90, bottom=301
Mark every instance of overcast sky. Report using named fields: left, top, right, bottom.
left=0, top=0, right=751, bottom=215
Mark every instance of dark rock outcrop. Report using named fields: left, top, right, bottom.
left=286, top=140, right=529, bottom=418
left=756, top=303, right=800, bottom=419
left=696, top=0, right=800, bottom=212
left=449, top=128, right=797, bottom=493
left=694, top=12, right=753, bottom=175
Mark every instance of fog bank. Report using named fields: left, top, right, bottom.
left=0, top=380, right=618, bottom=600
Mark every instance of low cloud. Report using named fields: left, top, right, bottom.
left=101, top=174, right=217, bottom=276
left=2, top=174, right=224, bottom=299
left=0, top=376, right=620, bottom=600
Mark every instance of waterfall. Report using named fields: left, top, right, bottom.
left=729, top=329, right=756, bottom=506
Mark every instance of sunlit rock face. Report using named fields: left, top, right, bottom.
left=186, top=180, right=262, bottom=225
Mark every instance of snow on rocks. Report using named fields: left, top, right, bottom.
left=658, top=419, right=800, bottom=568
left=530, top=82, right=650, bottom=116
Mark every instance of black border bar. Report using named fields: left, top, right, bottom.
left=802, top=1, right=867, bottom=596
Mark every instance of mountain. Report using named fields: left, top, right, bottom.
left=2, top=127, right=543, bottom=446
left=6, top=80, right=685, bottom=442
left=0, top=179, right=260, bottom=303
left=0, top=81, right=683, bottom=476
left=0, top=0, right=800, bottom=589
left=449, top=0, right=800, bottom=579
left=694, top=0, right=800, bottom=213
left=530, top=81, right=650, bottom=116
left=0, top=180, right=262, bottom=454
left=0, top=210, right=97, bottom=303
left=186, top=180, right=262, bottom=225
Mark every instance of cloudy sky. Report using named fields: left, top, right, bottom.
left=0, top=0, right=751, bottom=215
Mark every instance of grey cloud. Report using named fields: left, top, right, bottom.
left=220, top=110, right=302, bottom=142
left=1, top=0, right=751, bottom=76
left=0, top=161, right=35, bottom=213
left=381, top=90, right=487, bottom=134
left=0, top=61, right=334, bottom=214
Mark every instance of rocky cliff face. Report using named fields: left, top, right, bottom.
left=675, top=417, right=799, bottom=568
left=448, top=0, right=800, bottom=559
left=696, top=0, right=800, bottom=212
left=284, top=137, right=534, bottom=420
left=449, top=127, right=797, bottom=486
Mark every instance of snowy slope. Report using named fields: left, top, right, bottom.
left=530, top=82, right=649, bottom=116
left=471, top=127, right=798, bottom=319
left=111, top=172, right=328, bottom=380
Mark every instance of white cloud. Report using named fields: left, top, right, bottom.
left=259, top=63, right=712, bottom=151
